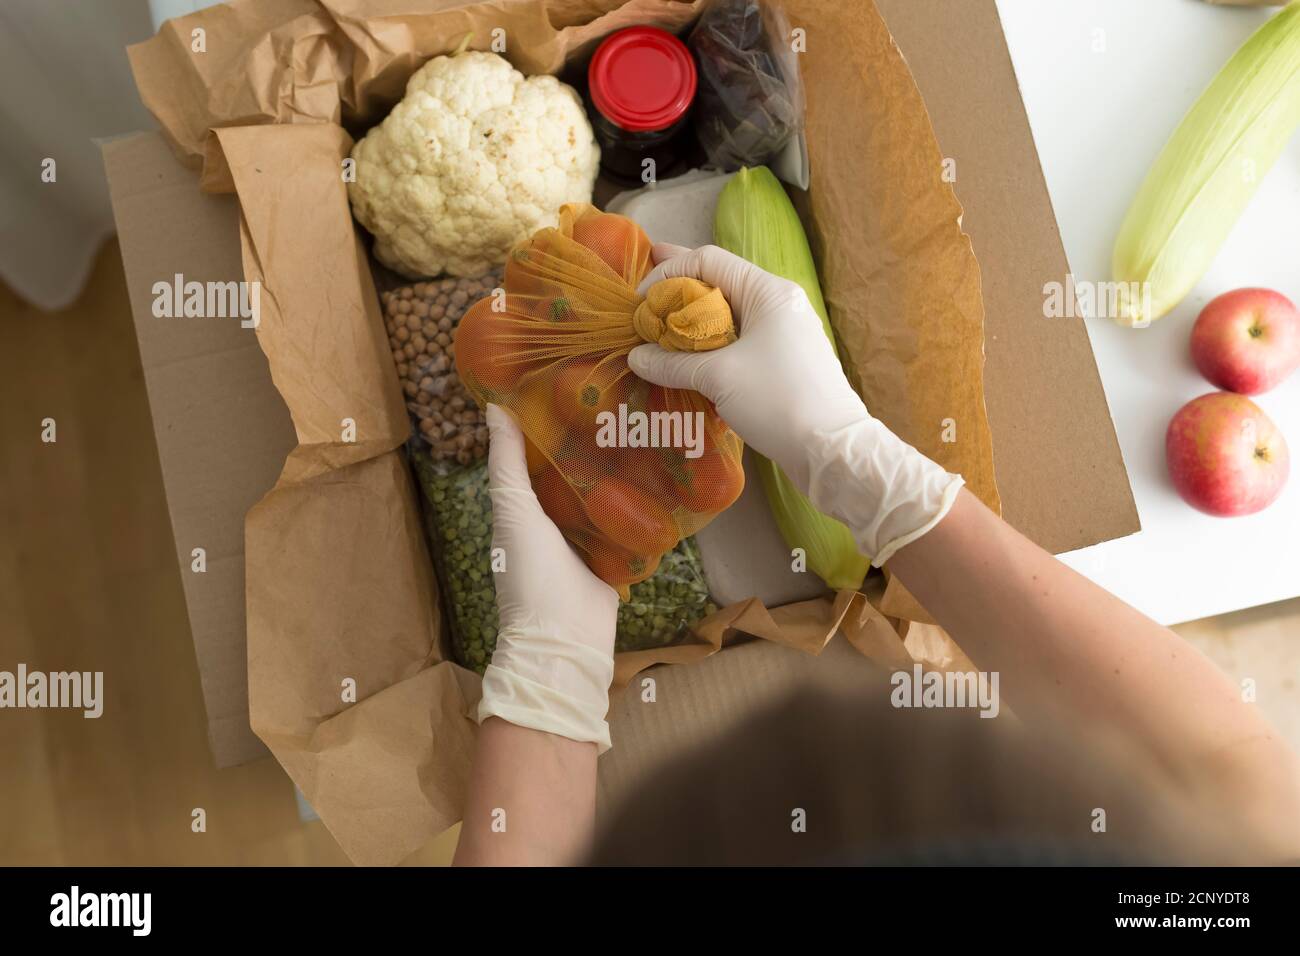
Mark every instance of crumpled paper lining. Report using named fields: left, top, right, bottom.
left=130, top=0, right=1000, bottom=865
left=788, top=0, right=1001, bottom=622
left=129, top=0, right=710, bottom=191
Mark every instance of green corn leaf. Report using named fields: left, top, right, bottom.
left=714, top=166, right=871, bottom=590
left=1113, top=4, right=1300, bottom=326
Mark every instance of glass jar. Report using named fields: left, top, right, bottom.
left=587, top=26, right=698, bottom=184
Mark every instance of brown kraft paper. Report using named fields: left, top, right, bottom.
left=129, top=0, right=1000, bottom=864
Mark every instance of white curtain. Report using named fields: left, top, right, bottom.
left=0, top=0, right=160, bottom=309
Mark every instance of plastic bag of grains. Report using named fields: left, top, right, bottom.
left=381, top=277, right=717, bottom=674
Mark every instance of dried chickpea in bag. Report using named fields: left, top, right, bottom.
left=455, top=204, right=745, bottom=598
left=382, top=271, right=503, bottom=466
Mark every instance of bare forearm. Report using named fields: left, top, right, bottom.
left=888, top=489, right=1300, bottom=839
left=453, top=718, right=598, bottom=866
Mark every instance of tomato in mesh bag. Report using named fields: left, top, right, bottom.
left=455, top=203, right=745, bottom=598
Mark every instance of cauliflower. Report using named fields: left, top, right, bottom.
left=348, top=51, right=601, bottom=278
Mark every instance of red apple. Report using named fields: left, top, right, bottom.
left=1166, top=392, right=1289, bottom=517
left=1190, top=288, right=1300, bottom=395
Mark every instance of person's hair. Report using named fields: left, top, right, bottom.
left=589, top=672, right=1260, bottom=866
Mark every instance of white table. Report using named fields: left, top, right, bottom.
left=996, top=0, right=1300, bottom=625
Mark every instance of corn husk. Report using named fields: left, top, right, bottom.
left=714, top=166, right=871, bottom=590
left=1112, top=3, right=1300, bottom=326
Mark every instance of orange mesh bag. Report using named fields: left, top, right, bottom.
left=455, top=203, right=745, bottom=598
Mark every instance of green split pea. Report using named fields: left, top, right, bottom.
left=412, top=447, right=716, bottom=674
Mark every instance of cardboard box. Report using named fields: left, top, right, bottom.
left=104, top=0, right=1136, bottom=854
left=877, top=0, right=1137, bottom=551
left=104, top=131, right=293, bottom=765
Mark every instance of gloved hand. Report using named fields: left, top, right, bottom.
left=476, top=404, right=619, bottom=751
left=629, top=244, right=964, bottom=566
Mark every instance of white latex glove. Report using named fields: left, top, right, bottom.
left=629, top=244, right=964, bottom=566
left=476, top=404, right=619, bottom=752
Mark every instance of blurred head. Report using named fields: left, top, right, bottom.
left=589, top=673, right=1261, bottom=866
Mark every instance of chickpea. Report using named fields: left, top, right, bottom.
left=382, top=266, right=503, bottom=462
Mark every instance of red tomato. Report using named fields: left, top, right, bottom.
left=584, top=540, right=660, bottom=588
left=670, top=450, right=745, bottom=514
left=531, top=462, right=590, bottom=532
left=552, top=357, right=632, bottom=436
left=453, top=302, right=532, bottom=395
left=620, top=447, right=678, bottom=498
left=619, top=389, right=743, bottom=513
left=568, top=210, right=651, bottom=283
left=524, top=435, right=548, bottom=478
left=583, top=476, right=680, bottom=555
left=551, top=357, right=601, bottom=422
left=644, top=384, right=677, bottom=416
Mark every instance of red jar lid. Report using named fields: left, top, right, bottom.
left=588, top=27, right=697, bottom=133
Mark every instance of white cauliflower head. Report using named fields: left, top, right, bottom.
left=348, top=50, right=600, bottom=278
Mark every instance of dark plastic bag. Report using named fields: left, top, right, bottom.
left=689, top=0, right=805, bottom=171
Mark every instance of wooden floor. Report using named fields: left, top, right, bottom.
left=0, top=240, right=457, bottom=865
left=1, top=239, right=1295, bottom=865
